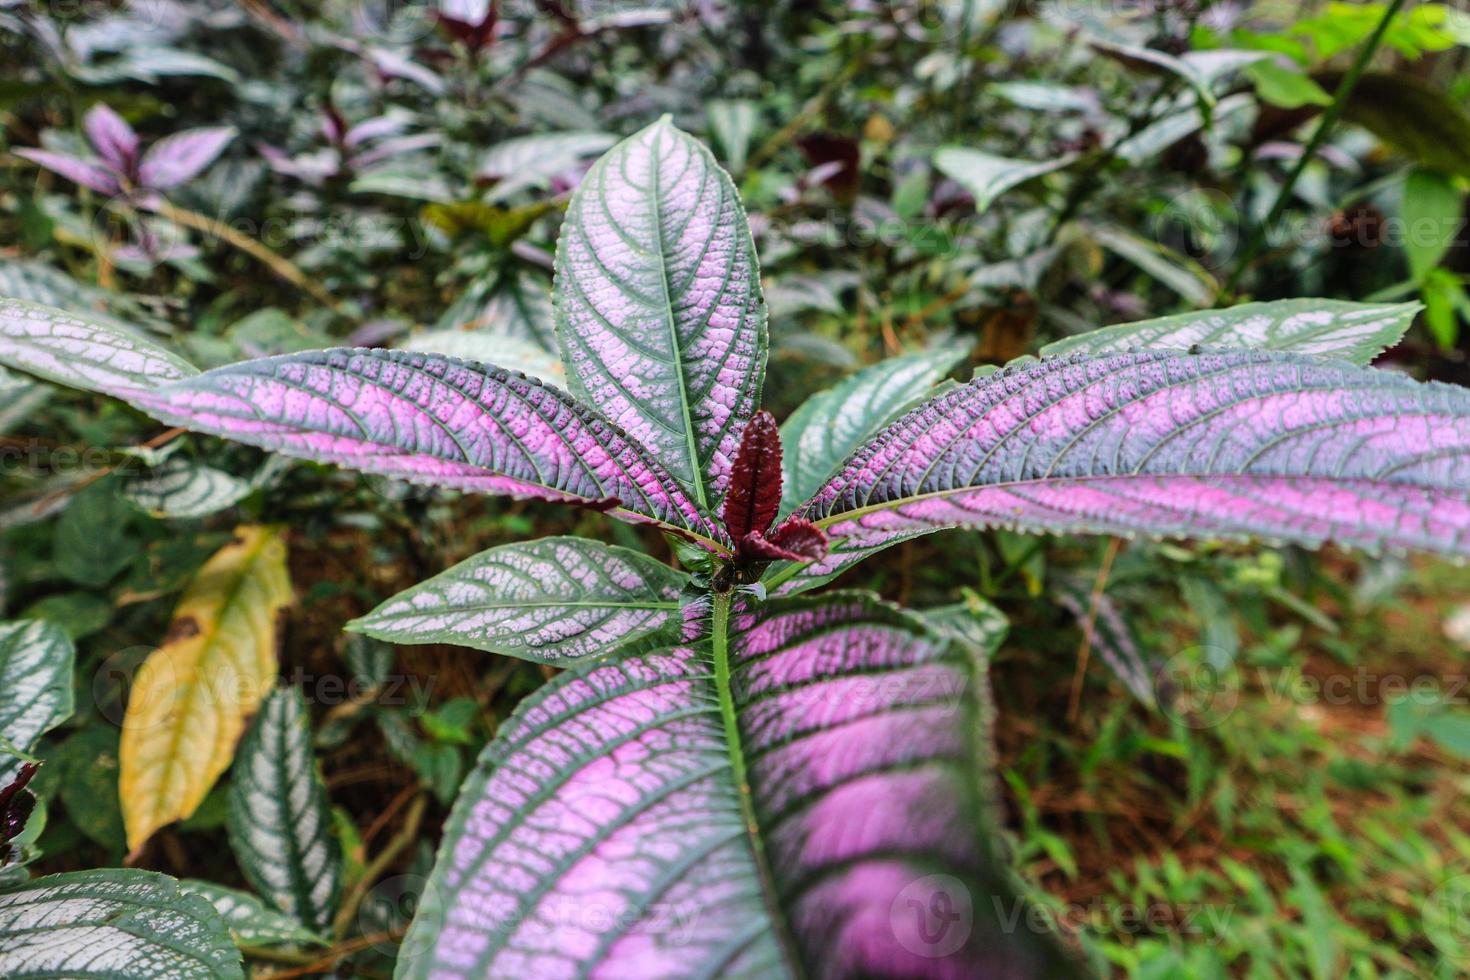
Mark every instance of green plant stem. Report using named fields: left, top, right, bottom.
left=144, top=198, right=344, bottom=313
left=710, top=590, right=804, bottom=976
left=1224, top=0, right=1407, bottom=295
left=331, top=793, right=427, bottom=941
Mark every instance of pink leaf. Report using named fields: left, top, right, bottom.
left=14, top=149, right=120, bottom=195
left=137, top=126, right=236, bottom=189
left=83, top=104, right=139, bottom=174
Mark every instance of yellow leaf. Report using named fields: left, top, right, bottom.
left=120, top=525, right=292, bottom=853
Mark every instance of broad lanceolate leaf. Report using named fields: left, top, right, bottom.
left=932, top=146, right=1077, bottom=212
left=348, top=537, right=688, bottom=664
left=779, top=344, right=969, bottom=514
left=227, top=687, right=341, bottom=933
left=120, top=526, right=292, bottom=852
left=0, top=620, right=74, bottom=783
left=0, top=869, right=243, bottom=979
left=178, top=881, right=327, bottom=949
left=14, top=147, right=121, bottom=194
left=398, top=593, right=1071, bottom=979
left=1042, top=299, right=1422, bottom=365
left=129, top=348, right=724, bottom=548
left=399, top=329, right=566, bottom=387
left=137, top=126, right=236, bottom=190
left=797, top=350, right=1470, bottom=575
left=0, top=297, right=199, bottom=397
left=554, top=118, right=767, bottom=509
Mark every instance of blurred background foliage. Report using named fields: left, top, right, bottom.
left=2, top=0, right=1469, bottom=975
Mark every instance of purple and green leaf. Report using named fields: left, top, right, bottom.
left=554, top=118, right=767, bottom=509
left=348, top=537, right=690, bottom=664
left=792, top=350, right=1470, bottom=584
left=395, top=593, right=1072, bottom=979
left=125, top=348, right=726, bottom=547
left=1042, top=299, right=1422, bottom=365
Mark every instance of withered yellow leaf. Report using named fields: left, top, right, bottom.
left=120, top=525, right=292, bottom=853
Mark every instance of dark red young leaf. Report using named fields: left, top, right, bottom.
left=721, top=410, right=783, bottom=542
left=739, top=518, right=829, bottom=563
left=766, top=517, right=829, bottom=560
left=0, top=763, right=38, bottom=844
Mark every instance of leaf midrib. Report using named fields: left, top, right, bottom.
left=644, top=124, right=709, bottom=509
left=710, top=592, right=807, bottom=979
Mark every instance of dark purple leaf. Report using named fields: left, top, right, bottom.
left=721, top=410, right=782, bottom=541
left=0, top=763, right=37, bottom=844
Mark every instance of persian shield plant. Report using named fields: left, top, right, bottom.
left=4, top=120, right=1470, bottom=977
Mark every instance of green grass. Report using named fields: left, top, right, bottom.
left=988, top=555, right=1470, bottom=978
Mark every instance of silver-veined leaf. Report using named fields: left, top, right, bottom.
left=124, top=460, right=252, bottom=519
left=932, top=146, right=1077, bottom=212
left=787, top=350, right=1470, bottom=589
left=779, top=344, right=968, bottom=514
left=348, top=537, right=688, bottom=664
left=226, top=687, right=341, bottom=933
left=0, top=620, right=74, bottom=783
left=0, top=298, right=199, bottom=397
left=554, top=118, right=767, bottom=509
left=0, top=869, right=242, bottom=979
left=1042, top=299, right=1421, bottom=365
left=479, top=132, right=616, bottom=202
left=396, top=593, right=1073, bottom=979
left=436, top=271, right=557, bottom=351
left=1056, top=580, right=1157, bottom=707
left=127, top=348, right=725, bottom=548
left=177, top=881, right=327, bottom=949
left=399, top=330, right=566, bottom=386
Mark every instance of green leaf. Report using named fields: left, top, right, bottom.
left=177, top=881, right=328, bottom=949
left=1327, top=71, right=1470, bottom=178
left=1089, top=38, right=1218, bottom=106
left=707, top=99, right=759, bottom=173
left=1041, top=299, right=1421, bottom=364
left=0, top=620, right=73, bottom=783
left=1424, top=710, right=1470, bottom=758
left=1089, top=225, right=1217, bottom=305
left=348, top=537, right=689, bottom=664
left=932, top=146, right=1077, bottom=212
left=0, top=869, right=243, bottom=978
left=1401, top=168, right=1463, bottom=282
left=779, top=345, right=968, bottom=514
left=0, top=297, right=198, bottom=398
left=1246, top=61, right=1333, bottom=108
left=227, top=686, right=342, bottom=933
left=54, top=481, right=138, bottom=587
